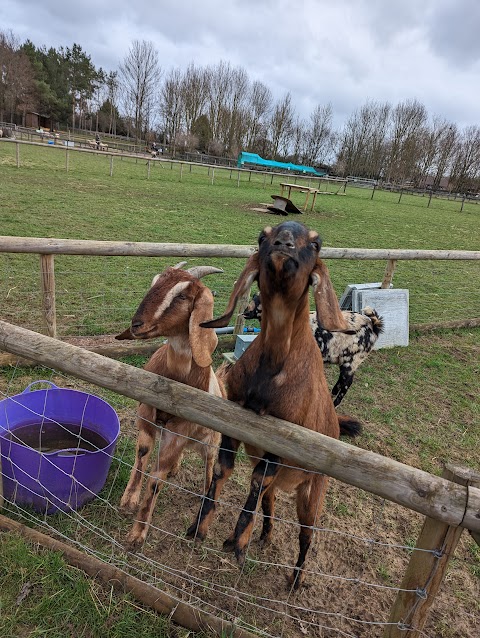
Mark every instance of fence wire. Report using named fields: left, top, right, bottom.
left=1, top=363, right=478, bottom=637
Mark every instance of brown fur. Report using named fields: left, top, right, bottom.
left=187, top=222, right=362, bottom=588
left=116, top=265, right=225, bottom=550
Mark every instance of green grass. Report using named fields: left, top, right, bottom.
left=0, top=141, right=479, bottom=637
left=0, top=531, right=195, bottom=638
left=0, top=141, right=479, bottom=334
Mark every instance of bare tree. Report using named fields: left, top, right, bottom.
left=290, top=116, right=306, bottom=163
left=449, top=125, right=480, bottom=193
left=385, top=98, right=427, bottom=183
left=414, top=117, right=457, bottom=188
left=160, top=67, right=184, bottom=154
left=337, top=100, right=390, bottom=178
left=269, top=92, right=294, bottom=158
left=0, top=30, right=36, bottom=124
left=303, top=103, right=334, bottom=165
left=205, top=60, right=233, bottom=144
left=245, top=80, right=272, bottom=151
left=119, top=40, right=161, bottom=142
left=181, top=63, right=208, bottom=135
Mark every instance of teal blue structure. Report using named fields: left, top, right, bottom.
left=237, top=152, right=326, bottom=176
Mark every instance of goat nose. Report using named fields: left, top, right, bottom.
left=274, top=230, right=295, bottom=248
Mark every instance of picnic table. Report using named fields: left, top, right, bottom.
left=279, top=183, right=319, bottom=211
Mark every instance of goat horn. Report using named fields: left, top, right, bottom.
left=185, top=266, right=224, bottom=279
left=172, top=261, right=188, bottom=269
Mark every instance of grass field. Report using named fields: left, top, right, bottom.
left=0, top=140, right=479, bottom=637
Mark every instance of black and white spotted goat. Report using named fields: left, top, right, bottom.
left=243, top=293, right=384, bottom=406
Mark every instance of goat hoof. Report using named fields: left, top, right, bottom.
left=222, top=536, right=236, bottom=553
left=234, top=546, right=246, bottom=567
left=286, top=569, right=304, bottom=591
left=258, top=533, right=272, bottom=549
left=119, top=494, right=139, bottom=514
left=185, top=524, right=204, bottom=543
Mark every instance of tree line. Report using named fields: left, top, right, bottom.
left=1, top=31, right=479, bottom=193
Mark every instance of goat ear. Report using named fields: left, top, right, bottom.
left=200, top=253, right=259, bottom=329
left=189, top=287, right=218, bottom=367
left=311, top=259, right=355, bottom=333
left=115, top=327, right=134, bottom=340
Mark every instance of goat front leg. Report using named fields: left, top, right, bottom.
left=259, top=485, right=277, bottom=547
left=331, top=366, right=354, bottom=407
left=120, top=404, right=157, bottom=513
left=224, top=452, right=280, bottom=566
left=126, top=428, right=189, bottom=551
left=288, top=474, right=329, bottom=590
left=186, top=435, right=240, bottom=542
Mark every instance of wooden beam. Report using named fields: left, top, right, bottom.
left=0, top=514, right=257, bottom=638
left=0, top=320, right=479, bottom=534
left=0, top=236, right=479, bottom=260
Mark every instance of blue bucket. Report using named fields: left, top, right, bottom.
left=0, top=381, right=120, bottom=514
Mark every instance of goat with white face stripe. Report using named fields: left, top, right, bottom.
left=116, top=263, right=225, bottom=550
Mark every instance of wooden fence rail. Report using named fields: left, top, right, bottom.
left=1, top=235, right=479, bottom=341
left=1, top=320, right=480, bottom=635
left=0, top=319, right=479, bottom=534
left=1, top=322, right=480, bottom=636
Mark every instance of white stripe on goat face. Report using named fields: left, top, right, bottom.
left=153, top=281, right=190, bottom=321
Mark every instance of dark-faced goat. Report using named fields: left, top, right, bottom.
left=116, top=263, right=225, bottom=549
left=243, top=293, right=384, bottom=406
left=187, top=221, right=362, bottom=588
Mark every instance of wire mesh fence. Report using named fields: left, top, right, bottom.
left=1, top=363, right=479, bottom=637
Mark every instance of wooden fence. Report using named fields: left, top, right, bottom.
left=0, top=320, right=479, bottom=637
left=1, top=235, right=479, bottom=343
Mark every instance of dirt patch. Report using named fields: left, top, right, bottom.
left=109, top=442, right=479, bottom=638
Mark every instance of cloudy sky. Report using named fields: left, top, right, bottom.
left=1, top=0, right=479, bottom=130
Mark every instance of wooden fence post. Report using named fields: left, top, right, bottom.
left=15, top=141, right=20, bottom=168
left=40, top=254, right=57, bottom=338
left=384, top=464, right=480, bottom=637
left=65, top=145, right=69, bottom=172
left=381, top=259, right=397, bottom=288
left=109, top=154, right=113, bottom=177
left=147, top=160, right=151, bottom=179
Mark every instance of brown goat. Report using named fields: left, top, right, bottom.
left=116, top=263, right=225, bottom=550
left=186, top=221, right=361, bottom=588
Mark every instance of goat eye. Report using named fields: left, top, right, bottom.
left=258, top=232, right=266, bottom=245
left=310, top=241, right=320, bottom=252
left=177, top=293, right=187, bottom=301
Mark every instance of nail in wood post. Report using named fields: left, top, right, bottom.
left=40, top=254, right=57, bottom=338
left=381, top=259, right=397, bottom=288
left=384, top=464, right=480, bottom=637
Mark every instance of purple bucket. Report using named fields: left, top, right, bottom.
left=0, top=381, right=120, bottom=514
